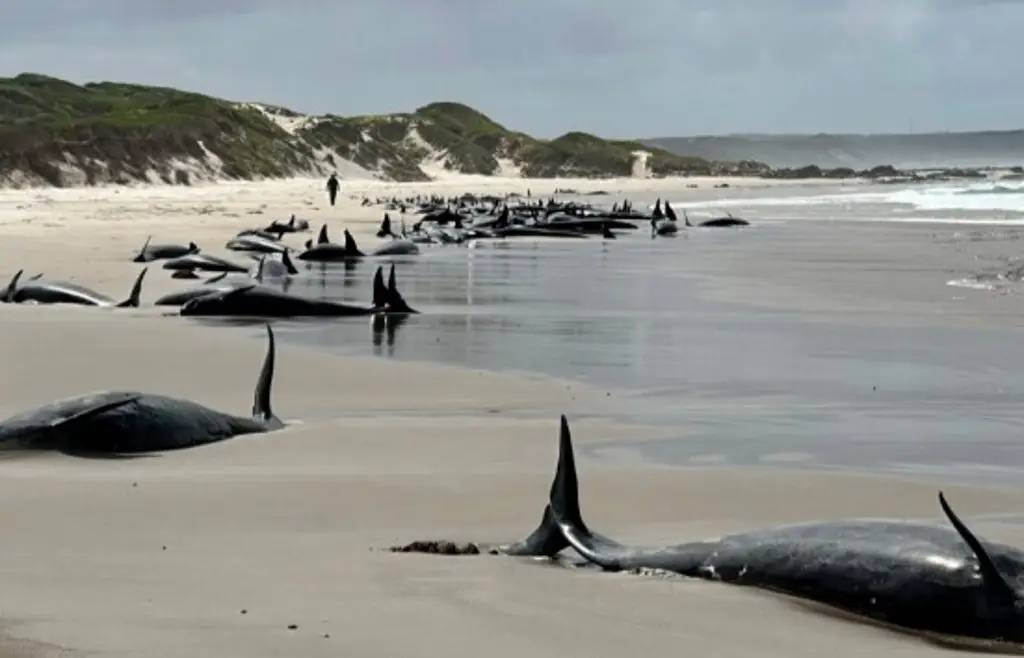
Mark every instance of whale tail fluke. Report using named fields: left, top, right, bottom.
left=116, top=267, right=148, bottom=308
left=252, top=324, right=285, bottom=430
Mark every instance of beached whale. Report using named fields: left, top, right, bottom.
left=153, top=271, right=257, bottom=307
left=0, top=325, right=284, bottom=455
left=162, top=253, right=250, bottom=278
left=297, top=228, right=420, bottom=262
left=235, top=228, right=282, bottom=242
left=132, top=236, right=199, bottom=263
left=2, top=268, right=147, bottom=308
left=264, top=214, right=309, bottom=236
left=180, top=264, right=417, bottom=318
left=225, top=234, right=290, bottom=255
left=683, top=210, right=750, bottom=228
left=399, top=416, right=1024, bottom=647
left=154, top=253, right=298, bottom=307
left=251, top=251, right=299, bottom=279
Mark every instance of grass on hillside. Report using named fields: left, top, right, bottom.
left=0, top=73, right=737, bottom=186
left=0, top=73, right=309, bottom=185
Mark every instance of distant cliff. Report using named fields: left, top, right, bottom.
left=641, top=132, right=1024, bottom=170
left=0, top=73, right=763, bottom=189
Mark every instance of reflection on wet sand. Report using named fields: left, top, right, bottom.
left=266, top=225, right=1024, bottom=486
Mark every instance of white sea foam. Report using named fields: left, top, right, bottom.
left=682, top=179, right=1024, bottom=220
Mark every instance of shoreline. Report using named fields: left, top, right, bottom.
left=3, top=173, right=1024, bottom=656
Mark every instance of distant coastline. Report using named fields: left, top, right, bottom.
left=1, top=72, right=1019, bottom=191
left=642, top=131, right=1024, bottom=171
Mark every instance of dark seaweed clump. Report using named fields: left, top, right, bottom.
left=389, top=540, right=482, bottom=555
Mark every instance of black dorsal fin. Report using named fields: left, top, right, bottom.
left=115, top=267, right=148, bottom=308
left=550, top=415, right=588, bottom=533
left=371, top=267, right=386, bottom=308
left=2, top=269, right=23, bottom=302
left=939, top=492, right=1019, bottom=600
left=251, top=324, right=283, bottom=429
left=344, top=230, right=365, bottom=256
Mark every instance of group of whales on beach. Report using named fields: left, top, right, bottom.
left=0, top=193, right=748, bottom=318
left=3, top=192, right=1019, bottom=649
left=367, top=193, right=751, bottom=241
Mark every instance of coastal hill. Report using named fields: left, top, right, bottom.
left=0, top=73, right=765, bottom=189
left=642, top=131, right=1024, bottom=170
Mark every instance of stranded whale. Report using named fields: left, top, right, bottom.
left=297, top=227, right=420, bottom=261
left=0, top=325, right=284, bottom=455
left=162, top=253, right=250, bottom=278
left=179, top=264, right=417, bottom=318
left=132, top=236, right=199, bottom=263
left=398, top=416, right=1024, bottom=647
left=2, top=268, right=147, bottom=308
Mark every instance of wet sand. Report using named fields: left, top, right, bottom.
left=0, top=175, right=1023, bottom=656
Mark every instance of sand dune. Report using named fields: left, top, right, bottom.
left=0, top=173, right=1019, bottom=657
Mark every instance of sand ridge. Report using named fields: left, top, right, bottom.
left=0, top=173, right=1020, bottom=657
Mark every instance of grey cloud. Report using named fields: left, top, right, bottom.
left=1, top=0, right=1021, bottom=137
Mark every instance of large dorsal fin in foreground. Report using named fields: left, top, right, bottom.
left=547, top=416, right=630, bottom=570
left=550, top=415, right=587, bottom=533
left=251, top=324, right=284, bottom=430
left=939, top=492, right=1019, bottom=602
left=497, top=415, right=627, bottom=562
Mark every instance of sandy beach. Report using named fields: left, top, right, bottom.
left=2, top=173, right=1024, bottom=657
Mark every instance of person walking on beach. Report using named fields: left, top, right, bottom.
left=326, top=173, right=340, bottom=206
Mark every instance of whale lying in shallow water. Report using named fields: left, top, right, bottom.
left=179, top=264, right=417, bottom=318
left=397, top=416, right=1024, bottom=648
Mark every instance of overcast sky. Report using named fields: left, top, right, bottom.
left=1, top=0, right=1020, bottom=138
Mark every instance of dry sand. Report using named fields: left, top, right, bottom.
left=0, top=174, right=1021, bottom=657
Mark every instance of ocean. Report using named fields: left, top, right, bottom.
left=215, top=178, right=1024, bottom=488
